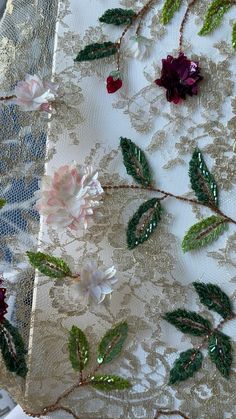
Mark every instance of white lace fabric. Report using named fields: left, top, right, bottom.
left=1, top=1, right=236, bottom=418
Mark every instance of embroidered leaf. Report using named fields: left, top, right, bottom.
left=199, top=0, right=232, bottom=35
left=99, top=8, right=136, bottom=25
left=0, top=319, right=27, bottom=377
left=189, top=149, right=218, bottom=207
left=97, top=321, right=128, bottom=365
left=26, top=251, right=72, bottom=279
left=232, top=22, right=236, bottom=48
left=127, top=198, right=162, bottom=249
left=0, top=199, right=6, bottom=209
left=120, top=137, right=152, bottom=187
left=90, top=374, right=131, bottom=391
left=182, top=216, right=228, bottom=253
left=68, top=326, right=89, bottom=372
left=169, top=349, right=203, bottom=385
left=164, top=309, right=212, bottom=336
left=161, top=0, right=182, bottom=24
left=208, top=331, right=232, bottom=378
left=193, top=282, right=233, bottom=319
left=75, top=42, right=117, bottom=62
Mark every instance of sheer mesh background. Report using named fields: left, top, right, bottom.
left=0, top=0, right=59, bottom=406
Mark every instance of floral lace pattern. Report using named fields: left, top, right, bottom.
left=1, top=0, right=236, bottom=418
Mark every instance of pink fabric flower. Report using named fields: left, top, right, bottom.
left=36, top=163, right=103, bottom=230
left=12, top=74, right=58, bottom=112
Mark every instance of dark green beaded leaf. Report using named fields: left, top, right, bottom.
left=127, top=198, right=162, bottom=249
left=164, top=309, right=212, bottom=336
left=182, top=216, right=228, bottom=253
left=90, top=374, right=131, bottom=391
left=199, top=0, right=232, bottom=35
left=189, top=148, right=218, bottom=207
left=193, top=282, right=233, bottom=319
left=120, top=137, right=152, bottom=187
left=27, top=251, right=72, bottom=279
left=97, top=322, right=128, bottom=365
left=232, top=22, right=236, bottom=49
left=75, top=42, right=117, bottom=62
left=169, top=349, right=203, bottom=385
left=68, top=326, right=90, bottom=372
left=0, top=199, right=6, bottom=209
left=0, top=319, right=28, bottom=377
left=161, top=0, right=182, bottom=24
left=208, top=331, right=232, bottom=378
left=99, top=8, right=136, bottom=25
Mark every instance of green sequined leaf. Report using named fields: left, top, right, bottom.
left=0, top=319, right=28, bottom=377
left=232, top=22, right=236, bottom=48
left=169, top=349, right=203, bottom=385
left=90, top=375, right=131, bottom=391
left=0, top=199, right=6, bottom=209
left=97, top=322, right=128, bottom=365
left=127, top=198, right=162, bottom=249
left=75, top=42, right=117, bottom=62
left=208, top=331, right=232, bottom=378
left=164, top=309, right=212, bottom=336
left=182, top=216, right=228, bottom=253
left=161, top=0, right=182, bottom=24
left=199, top=0, right=232, bottom=35
left=189, top=149, right=218, bottom=207
left=193, top=282, right=233, bottom=319
left=68, top=326, right=90, bottom=372
left=120, top=137, right=152, bottom=187
left=27, top=251, right=72, bottom=278
left=99, top=8, right=136, bottom=25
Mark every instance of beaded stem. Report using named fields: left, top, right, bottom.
left=103, top=184, right=236, bottom=226
left=179, top=0, right=197, bottom=52
left=116, top=0, right=156, bottom=70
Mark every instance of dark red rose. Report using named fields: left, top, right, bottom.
left=106, top=75, right=122, bottom=94
left=0, top=286, right=8, bottom=323
left=155, top=53, right=203, bottom=104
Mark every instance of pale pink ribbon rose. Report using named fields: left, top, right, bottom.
left=35, top=162, right=104, bottom=230
left=70, top=261, right=118, bottom=305
left=12, top=74, right=58, bottom=112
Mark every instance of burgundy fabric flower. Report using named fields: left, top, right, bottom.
left=155, top=53, right=203, bottom=104
left=106, top=75, right=122, bottom=94
left=0, top=284, right=7, bottom=323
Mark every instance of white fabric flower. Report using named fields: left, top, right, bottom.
left=129, top=35, right=153, bottom=60
left=35, top=162, right=103, bottom=230
left=71, top=261, right=118, bottom=305
left=12, top=74, right=58, bottom=112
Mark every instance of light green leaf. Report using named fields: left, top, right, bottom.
left=68, top=326, right=89, bottom=372
left=99, top=8, right=136, bottom=25
left=164, top=309, right=212, bottom=336
left=27, top=251, right=72, bottom=278
left=169, top=349, right=203, bottom=385
left=90, top=374, right=131, bottom=391
left=232, top=22, right=236, bottom=48
left=75, top=42, right=117, bottom=62
left=120, top=137, right=152, bottom=187
left=208, top=331, right=232, bottom=378
left=127, top=198, right=162, bottom=249
left=97, top=322, right=128, bottom=365
left=0, top=319, right=28, bottom=377
left=0, top=199, right=6, bottom=209
left=182, top=216, right=228, bottom=253
left=161, top=0, right=182, bottom=24
left=189, top=148, right=218, bottom=207
left=199, top=0, right=232, bottom=35
left=193, top=282, right=233, bottom=319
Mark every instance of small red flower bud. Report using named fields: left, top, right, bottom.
left=106, top=75, right=122, bottom=94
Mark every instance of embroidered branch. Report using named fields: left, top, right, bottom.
left=103, top=138, right=236, bottom=253
left=154, top=410, right=190, bottom=419
left=164, top=282, right=236, bottom=384
left=24, top=323, right=131, bottom=419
